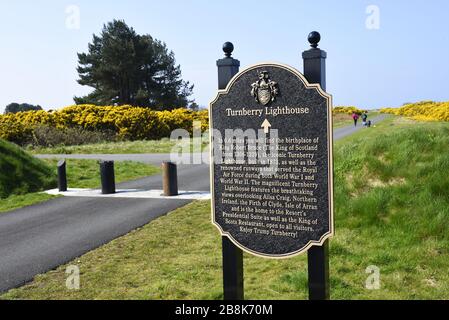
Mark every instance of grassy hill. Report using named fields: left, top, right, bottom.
left=0, top=139, right=56, bottom=199
left=2, top=117, right=449, bottom=300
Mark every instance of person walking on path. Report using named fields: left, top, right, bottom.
left=362, top=112, right=368, bottom=126
left=352, top=112, right=359, bottom=127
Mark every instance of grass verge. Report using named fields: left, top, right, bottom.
left=29, top=138, right=208, bottom=155
left=41, top=159, right=160, bottom=189
left=3, top=117, right=449, bottom=300
left=0, top=193, right=60, bottom=213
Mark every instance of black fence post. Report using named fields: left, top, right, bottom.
left=222, top=237, right=244, bottom=300
left=162, top=162, right=178, bottom=196
left=57, top=159, right=67, bottom=192
left=302, top=31, right=327, bottom=91
left=217, top=42, right=244, bottom=300
left=100, top=160, right=116, bottom=194
left=302, top=31, right=331, bottom=300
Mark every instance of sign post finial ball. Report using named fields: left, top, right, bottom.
left=308, top=31, right=321, bottom=48
left=223, top=42, right=234, bottom=57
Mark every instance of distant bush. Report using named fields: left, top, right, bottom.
left=28, top=126, right=117, bottom=147
left=0, top=105, right=209, bottom=146
left=4, top=103, right=42, bottom=114
left=333, top=106, right=367, bottom=115
left=380, top=101, right=449, bottom=122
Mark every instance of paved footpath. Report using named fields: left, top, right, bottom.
left=0, top=115, right=385, bottom=293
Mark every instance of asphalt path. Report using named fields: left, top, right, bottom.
left=0, top=115, right=386, bottom=293
left=0, top=164, right=208, bottom=293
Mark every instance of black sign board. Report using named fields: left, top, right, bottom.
left=210, top=63, right=333, bottom=258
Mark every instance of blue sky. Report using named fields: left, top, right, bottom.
left=1, top=0, right=448, bottom=112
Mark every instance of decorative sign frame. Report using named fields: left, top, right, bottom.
left=210, top=63, right=334, bottom=259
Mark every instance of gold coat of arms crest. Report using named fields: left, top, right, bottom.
left=251, top=71, right=279, bottom=105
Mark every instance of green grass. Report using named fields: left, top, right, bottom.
left=0, top=193, right=60, bottom=213
left=0, top=139, right=56, bottom=198
left=3, top=117, right=449, bottom=300
left=0, top=139, right=57, bottom=212
left=42, top=159, right=160, bottom=189
left=29, top=137, right=209, bottom=155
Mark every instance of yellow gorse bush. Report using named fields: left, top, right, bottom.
left=0, top=105, right=209, bottom=144
left=380, top=101, right=449, bottom=122
left=333, top=106, right=366, bottom=115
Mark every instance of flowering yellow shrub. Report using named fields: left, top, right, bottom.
left=333, top=106, right=366, bottom=115
left=380, top=101, right=449, bottom=122
left=379, top=107, right=398, bottom=115
left=0, top=105, right=210, bottom=144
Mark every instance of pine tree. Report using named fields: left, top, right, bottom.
left=74, top=20, right=193, bottom=110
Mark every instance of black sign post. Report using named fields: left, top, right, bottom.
left=211, top=33, right=333, bottom=300
left=303, top=32, right=330, bottom=300
left=217, top=42, right=244, bottom=301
